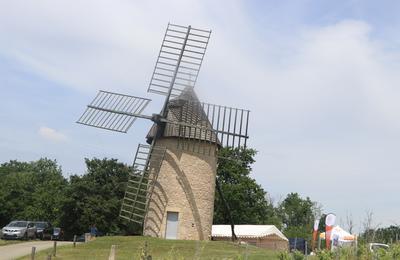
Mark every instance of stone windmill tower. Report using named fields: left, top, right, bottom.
left=77, top=23, right=250, bottom=240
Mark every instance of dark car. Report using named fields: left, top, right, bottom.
left=41, top=226, right=64, bottom=240
left=34, top=221, right=51, bottom=239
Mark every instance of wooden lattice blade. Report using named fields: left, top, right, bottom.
left=119, top=144, right=166, bottom=224
left=166, top=99, right=250, bottom=150
left=77, top=90, right=151, bottom=133
left=148, top=23, right=211, bottom=98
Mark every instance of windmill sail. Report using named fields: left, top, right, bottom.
left=77, top=90, right=151, bottom=133
left=173, top=99, right=250, bottom=149
left=119, top=144, right=166, bottom=224
left=148, top=23, right=211, bottom=99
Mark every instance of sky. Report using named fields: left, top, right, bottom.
left=1, top=0, right=400, bottom=232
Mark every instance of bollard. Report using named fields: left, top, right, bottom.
left=73, top=235, right=77, bottom=247
left=53, top=241, right=57, bottom=256
left=108, top=245, right=116, bottom=260
left=31, top=246, right=36, bottom=260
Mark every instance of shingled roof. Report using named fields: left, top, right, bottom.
left=146, top=87, right=220, bottom=145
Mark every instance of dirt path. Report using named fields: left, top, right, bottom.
left=0, top=240, right=73, bottom=260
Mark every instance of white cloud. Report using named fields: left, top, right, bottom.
left=38, top=127, right=67, bottom=143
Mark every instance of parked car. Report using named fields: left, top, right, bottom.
left=369, top=243, right=389, bottom=252
left=1, top=221, right=37, bottom=240
left=52, top=227, right=63, bottom=240
left=41, top=226, right=64, bottom=240
left=34, top=221, right=51, bottom=240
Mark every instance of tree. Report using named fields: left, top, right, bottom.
left=59, top=158, right=135, bottom=238
left=278, top=192, right=320, bottom=238
left=0, top=159, right=67, bottom=227
left=346, top=212, right=355, bottom=235
left=370, top=225, right=400, bottom=244
left=361, top=209, right=381, bottom=243
left=213, top=147, right=281, bottom=227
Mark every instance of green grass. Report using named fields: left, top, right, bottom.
left=20, top=236, right=279, bottom=259
left=0, top=239, right=23, bottom=246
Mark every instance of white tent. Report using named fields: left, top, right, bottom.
left=212, top=225, right=288, bottom=250
left=319, top=225, right=356, bottom=242
left=212, top=225, right=288, bottom=240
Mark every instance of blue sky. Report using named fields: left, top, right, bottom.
left=1, top=0, right=400, bottom=232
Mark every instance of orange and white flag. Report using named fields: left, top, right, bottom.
left=325, top=213, right=336, bottom=250
left=312, top=219, right=319, bottom=250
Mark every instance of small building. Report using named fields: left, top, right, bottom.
left=212, top=225, right=289, bottom=250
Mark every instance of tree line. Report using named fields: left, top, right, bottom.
left=0, top=148, right=321, bottom=239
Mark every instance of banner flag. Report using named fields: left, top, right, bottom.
left=312, top=219, right=320, bottom=250
left=325, top=213, right=336, bottom=250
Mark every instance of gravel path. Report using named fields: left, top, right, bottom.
left=0, top=240, right=73, bottom=260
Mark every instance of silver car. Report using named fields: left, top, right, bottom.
left=1, top=221, right=37, bottom=240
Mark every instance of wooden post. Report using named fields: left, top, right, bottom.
left=354, top=235, right=358, bottom=255
left=31, top=246, right=36, bottom=260
left=318, top=236, right=321, bottom=250
left=73, top=235, right=77, bottom=247
left=305, top=240, right=308, bottom=255
left=46, top=254, right=52, bottom=260
left=53, top=241, right=57, bottom=256
left=108, top=245, right=116, bottom=260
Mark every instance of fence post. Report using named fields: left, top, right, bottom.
left=108, top=245, right=116, bottom=260
left=305, top=240, right=308, bottom=255
left=318, top=236, right=321, bottom=250
left=73, top=235, right=77, bottom=247
left=53, top=241, right=57, bottom=256
left=31, top=246, right=36, bottom=260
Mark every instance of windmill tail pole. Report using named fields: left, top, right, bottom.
left=215, top=177, right=237, bottom=242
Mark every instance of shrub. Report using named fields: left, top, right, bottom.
left=292, top=250, right=305, bottom=260
left=316, top=249, right=334, bottom=260
left=277, top=250, right=291, bottom=260
left=389, top=243, right=400, bottom=259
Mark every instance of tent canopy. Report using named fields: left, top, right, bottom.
left=212, top=225, right=288, bottom=241
left=319, top=226, right=355, bottom=241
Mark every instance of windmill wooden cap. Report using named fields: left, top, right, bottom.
left=146, top=87, right=220, bottom=146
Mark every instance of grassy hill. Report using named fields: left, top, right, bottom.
left=20, top=236, right=279, bottom=259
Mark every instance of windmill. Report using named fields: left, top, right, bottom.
left=77, top=23, right=250, bottom=240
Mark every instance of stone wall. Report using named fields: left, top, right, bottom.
left=143, top=137, right=217, bottom=240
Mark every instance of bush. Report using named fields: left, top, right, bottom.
left=356, top=244, right=370, bottom=259
left=334, top=246, right=355, bottom=259
left=316, top=249, right=333, bottom=260
left=389, top=243, right=400, bottom=259
left=277, top=250, right=291, bottom=260
left=292, top=250, right=305, bottom=260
